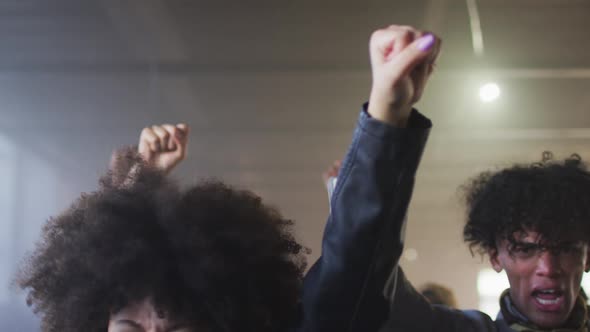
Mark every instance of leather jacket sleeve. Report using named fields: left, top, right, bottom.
left=300, top=105, right=432, bottom=332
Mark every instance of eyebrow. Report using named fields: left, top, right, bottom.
left=114, top=319, right=142, bottom=328
left=115, top=319, right=193, bottom=332
left=512, top=241, right=537, bottom=245
left=512, top=240, right=582, bottom=248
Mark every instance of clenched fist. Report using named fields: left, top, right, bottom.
left=138, top=123, right=190, bottom=173
left=368, top=25, right=441, bottom=127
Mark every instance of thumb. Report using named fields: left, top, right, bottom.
left=386, top=34, right=438, bottom=81
left=175, top=123, right=190, bottom=142
left=176, top=123, right=189, bottom=133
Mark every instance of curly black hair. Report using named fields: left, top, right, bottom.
left=16, top=149, right=307, bottom=332
left=462, top=152, right=590, bottom=255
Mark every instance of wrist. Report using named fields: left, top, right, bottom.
left=367, top=93, right=411, bottom=128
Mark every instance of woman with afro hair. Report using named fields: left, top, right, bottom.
left=16, top=25, right=442, bottom=332
left=17, top=124, right=307, bottom=332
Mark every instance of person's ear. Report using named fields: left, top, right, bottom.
left=489, top=247, right=503, bottom=273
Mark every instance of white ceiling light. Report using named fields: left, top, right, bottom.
left=479, top=83, right=501, bottom=102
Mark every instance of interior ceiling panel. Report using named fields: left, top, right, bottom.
left=0, top=0, right=585, bottom=70
left=0, top=0, right=135, bottom=64
left=165, top=0, right=429, bottom=68
left=479, top=0, right=590, bottom=68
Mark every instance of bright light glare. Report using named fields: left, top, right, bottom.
left=403, top=248, right=418, bottom=261
left=479, top=83, right=500, bottom=102
left=478, top=268, right=509, bottom=297
left=477, top=268, right=509, bottom=317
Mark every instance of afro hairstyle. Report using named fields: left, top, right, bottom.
left=16, top=148, right=307, bottom=332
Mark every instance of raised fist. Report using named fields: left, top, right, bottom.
left=368, top=25, right=441, bottom=127
left=138, top=123, right=190, bottom=173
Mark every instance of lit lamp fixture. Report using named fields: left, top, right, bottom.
left=479, top=83, right=500, bottom=102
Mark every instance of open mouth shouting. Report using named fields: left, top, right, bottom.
left=532, top=288, right=565, bottom=312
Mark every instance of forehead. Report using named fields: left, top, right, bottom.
left=110, top=299, right=176, bottom=329
left=504, top=229, right=586, bottom=245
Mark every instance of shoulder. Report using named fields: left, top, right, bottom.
left=457, top=309, right=497, bottom=331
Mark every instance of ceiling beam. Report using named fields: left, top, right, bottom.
left=0, top=62, right=588, bottom=79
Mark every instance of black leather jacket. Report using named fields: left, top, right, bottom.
left=304, top=107, right=526, bottom=332
left=299, top=106, right=432, bottom=332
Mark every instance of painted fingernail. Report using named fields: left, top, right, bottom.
left=417, top=34, right=435, bottom=51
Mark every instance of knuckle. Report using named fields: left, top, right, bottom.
left=399, top=29, right=413, bottom=40
left=399, top=25, right=416, bottom=33
left=395, top=31, right=415, bottom=45
left=370, top=29, right=385, bottom=41
left=371, top=29, right=390, bottom=40
left=387, top=24, right=405, bottom=31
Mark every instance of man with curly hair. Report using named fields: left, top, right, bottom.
left=317, top=37, right=590, bottom=332
left=326, top=149, right=590, bottom=331
left=324, top=155, right=590, bottom=332
left=361, top=78, right=590, bottom=332
left=17, top=25, right=441, bottom=332
left=458, top=152, right=590, bottom=331
left=323, top=118, right=590, bottom=331
left=366, top=151, right=590, bottom=332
